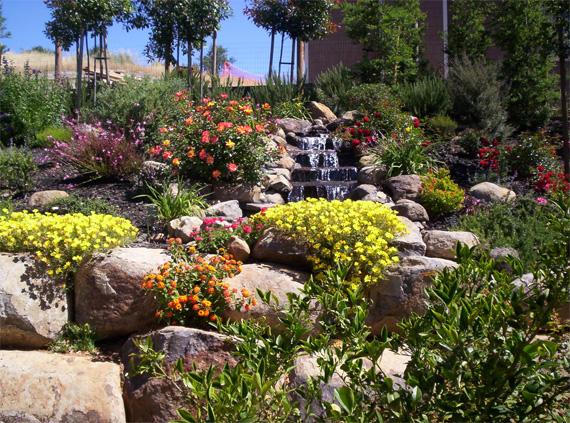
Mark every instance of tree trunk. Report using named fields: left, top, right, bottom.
left=75, top=33, right=84, bottom=113
left=290, top=37, right=295, bottom=84
left=297, top=40, right=305, bottom=84
left=212, top=31, right=218, bottom=76
left=559, top=28, right=569, bottom=176
left=54, top=41, right=62, bottom=80
left=268, top=30, right=275, bottom=78
left=187, top=37, right=193, bottom=92
left=199, top=40, right=204, bottom=98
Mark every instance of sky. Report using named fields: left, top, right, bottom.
left=1, top=0, right=293, bottom=76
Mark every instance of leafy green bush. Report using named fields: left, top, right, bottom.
left=0, top=69, right=71, bottom=145
left=49, top=322, right=97, bottom=353
left=426, top=115, right=457, bottom=140
left=448, top=56, right=512, bottom=138
left=136, top=182, right=207, bottom=222
left=44, top=195, right=118, bottom=215
left=32, top=126, right=72, bottom=148
left=343, top=83, right=402, bottom=115
left=272, top=98, right=310, bottom=120
left=506, top=132, right=559, bottom=179
left=419, top=168, right=464, bottom=217
left=313, top=64, right=356, bottom=114
left=249, top=75, right=304, bottom=108
left=454, top=196, right=563, bottom=267
left=397, top=75, right=451, bottom=118
left=0, top=147, right=37, bottom=192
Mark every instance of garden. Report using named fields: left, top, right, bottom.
left=0, top=0, right=569, bottom=422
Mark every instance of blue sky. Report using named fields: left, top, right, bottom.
left=2, top=0, right=292, bottom=76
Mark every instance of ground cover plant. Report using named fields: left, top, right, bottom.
left=0, top=147, right=36, bottom=192
left=419, top=167, right=464, bottom=217
left=43, top=194, right=118, bottom=216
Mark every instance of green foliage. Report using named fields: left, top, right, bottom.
left=0, top=0, right=11, bottom=60
left=419, top=168, right=464, bottom=217
left=507, top=132, right=560, bottom=179
left=492, top=0, right=557, bottom=130
left=0, top=198, right=13, bottom=215
left=426, top=115, right=457, bottom=140
left=137, top=182, right=207, bottom=222
left=448, top=55, right=512, bottom=139
left=397, top=75, right=451, bottom=118
left=344, top=83, right=402, bottom=116
left=33, top=126, right=72, bottom=149
left=202, top=44, right=235, bottom=74
left=249, top=74, right=304, bottom=108
left=454, top=196, right=564, bottom=267
left=284, top=0, right=334, bottom=42
left=0, top=147, right=36, bottom=192
left=342, top=0, right=425, bottom=84
left=313, top=64, right=356, bottom=114
left=0, top=70, right=71, bottom=145
left=44, top=195, right=118, bottom=216
left=49, top=322, right=97, bottom=353
left=447, top=0, right=491, bottom=59
left=271, top=98, right=310, bottom=120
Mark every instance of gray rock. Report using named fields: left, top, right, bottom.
left=0, top=253, right=68, bottom=348
left=392, top=199, right=429, bottom=222
left=275, top=118, right=312, bottom=134
left=75, top=247, right=169, bottom=339
left=277, top=155, right=297, bottom=171
left=358, top=166, right=386, bottom=185
left=367, top=256, right=458, bottom=333
left=274, top=127, right=287, bottom=139
left=264, top=167, right=292, bottom=180
left=213, top=184, right=262, bottom=203
left=384, top=175, right=422, bottom=201
left=206, top=200, right=243, bottom=219
left=122, top=326, right=236, bottom=423
left=227, top=236, right=250, bottom=262
left=469, top=182, right=516, bottom=203
left=341, top=110, right=363, bottom=122
left=28, top=190, right=68, bottom=208
left=268, top=134, right=287, bottom=147
left=490, top=247, right=520, bottom=273
left=350, top=184, right=377, bottom=200
left=263, top=192, right=286, bottom=205
left=262, top=174, right=293, bottom=194
left=252, top=228, right=309, bottom=268
left=0, top=350, right=125, bottom=422
left=243, top=203, right=280, bottom=212
left=424, top=230, right=480, bottom=260
left=362, top=190, right=394, bottom=205
left=223, top=263, right=309, bottom=329
left=307, top=101, right=337, bottom=123
left=167, top=216, right=203, bottom=243
left=358, top=155, right=376, bottom=168
left=392, top=216, right=426, bottom=257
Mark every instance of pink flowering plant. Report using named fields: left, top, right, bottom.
left=48, top=119, right=143, bottom=181
left=149, top=93, right=277, bottom=183
left=190, top=217, right=265, bottom=253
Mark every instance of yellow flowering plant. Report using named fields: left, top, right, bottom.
left=0, top=210, right=138, bottom=280
left=252, top=199, right=407, bottom=284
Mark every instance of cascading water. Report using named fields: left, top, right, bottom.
left=288, top=134, right=358, bottom=202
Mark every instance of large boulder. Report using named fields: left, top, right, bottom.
left=0, top=253, right=68, bottom=348
left=391, top=216, right=426, bottom=257
left=213, top=184, right=262, bottom=203
left=122, top=326, right=237, bottom=423
left=205, top=200, right=243, bottom=219
left=75, top=247, right=169, bottom=339
left=262, top=174, right=293, bottom=194
left=392, top=199, right=429, bottom=222
left=167, top=216, right=203, bottom=243
left=424, top=230, right=480, bottom=260
left=28, top=190, right=68, bottom=208
left=223, top=263, right=309, bottom=328
left=469, top=182, right=516, bottom=203
left=307, top=101, right=337, bottom=123
left=0, top=350, right=125, bottom=422
left=358, top=166, right=386, bottom=185
left=275, top=118, right=312, bottom=134
left=367, top=256, right=458, bottom=332
left=384, top=175, right=422, bottom=201
left=350, top=184, right=377, bottom=200
left=227, top=236, right=250, bottom=262
left=252, top=228, right=310, bottom=268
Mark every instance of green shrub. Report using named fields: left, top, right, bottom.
left=313, top=64, right=356, bottom=114
left=0, top=199, right=13, bottom=216
left=32, top=126, right=72, bottom=148
left=419, top=168, right=464, bottom=217
left=454, top=196, right=563, bottom=267
left=448, top=56, right=512, bottom=138
left=0, top=147, right=37, bottom=192
left=426, top=115, right=458, bottom=140
left=44, top=195, right=118, bottom=215
left=0, top=69, right=71, bottom=145
left=272, top=98, right=310, bottom=120
left=249, top=75, right=304, bottom=108
left=506, top=132, right=559, bottom=179
left=137, top=182, right=207, bottom=222
left=397, top=75, right=451, bottom=118
left=457, top=128, right=485, bottom=158
left=343, top=83, right=402, bottom=115
left=49, top=322, right=97, bottom=353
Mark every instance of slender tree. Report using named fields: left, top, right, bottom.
left=0, top=0, right=11, bottom=65
left=446, top=0, right=491, bottom=60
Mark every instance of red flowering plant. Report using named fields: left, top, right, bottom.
left=477, top=137, right=510, bottom=179
left=141, top=239, right=255, bottom=327
left=534, top=165, right=570, bottom=194
left=149, top=93, right=277, bottom=183
left=189, top=217, right=265, bottom=254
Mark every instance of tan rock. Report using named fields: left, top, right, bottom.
left=307, top=101, right=337, bottom=123
left=227, top=236, right=250, bottom=262
left=424, top=230, right=480, bottom=259
left=28, top=190, right=68, bottom=208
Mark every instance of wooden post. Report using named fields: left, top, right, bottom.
left=290, top=37, right=295, bottom=84
left=103, top=34, right=109, bottom=85
left=297, top=40, right=305, bottom=84
left=199, top=40, right=204, bottom=98
left=212, top=31, right=218, bottom=76
left=268, top=29, right=275, bottom=77
left=75, top=33, right=84, bottom=113
left=54, top=41, right=62, bottom=80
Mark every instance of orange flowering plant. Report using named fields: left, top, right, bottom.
left=149, top=92, right=277, bottom=183
left=141, top=239, right=255, bottom=327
